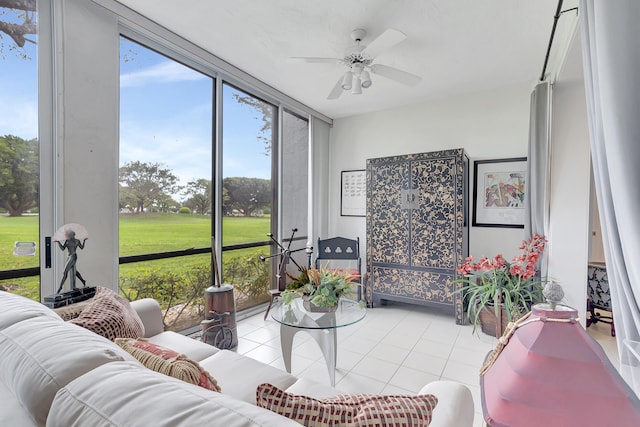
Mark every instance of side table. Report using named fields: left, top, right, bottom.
left=271, top=298, right=365, bottom=386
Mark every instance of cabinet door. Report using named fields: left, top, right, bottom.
left=410, top=157, right=458, bottom=270
left=367, top=160, right=411, bottom=266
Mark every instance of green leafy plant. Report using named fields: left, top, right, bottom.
left=453, top=234, right=547, bottom=332
left=282, top=266, right=360, bottom=308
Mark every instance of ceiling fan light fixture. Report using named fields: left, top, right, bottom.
left=341, top=71, right=353, bottom=90
left=294, top=28, right=418, bottom=100
left=360, top=70, right=372, bottom=88
left=352, top=76, right=362, bottom=94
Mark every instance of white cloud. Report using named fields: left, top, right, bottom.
left=119, top=119, right=212, bottom=193
left=120, top=61, right=206, bottom=87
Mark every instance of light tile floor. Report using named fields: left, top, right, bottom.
left=229, top=303, right=618, bottom=427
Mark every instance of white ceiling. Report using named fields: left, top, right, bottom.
left=115, top=0, right=559, bottom=119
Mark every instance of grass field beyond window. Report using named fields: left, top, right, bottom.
left=1, top=214, right=272, bottom=309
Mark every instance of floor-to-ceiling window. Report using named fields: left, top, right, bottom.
left=221, top=84, right=275, bottom=311
left=119, top=36, right=213, bottom=331
left=0, top=0, right=40, bottom=300
left=281, top=110, right=310, bottom=271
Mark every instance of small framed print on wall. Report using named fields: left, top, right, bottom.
left=341, top=170, right=366, bottom=217
left=472, top=157, right=527, bottom=228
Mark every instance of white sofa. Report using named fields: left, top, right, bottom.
left=0, top=291, right=474, bottom=426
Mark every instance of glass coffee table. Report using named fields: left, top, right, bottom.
left=271, top=298, right=366, bottom=386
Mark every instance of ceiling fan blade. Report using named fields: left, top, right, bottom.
left=369, top=64, right=421, bottom=86
left=327, top=77, right=344, bottom=100
left=289, top=57, right=344, bottom=65
left=361, top=28, right=406, bottom=59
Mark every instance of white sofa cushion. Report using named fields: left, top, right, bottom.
left=200, top=350, right=298, bottom=404
left=0, top=382, right=38, bottom=427
left=47, top=361, right=301, bottom=427
left=147, top=330, right=220, bottom=362
left=418, top=381, right=474, bottom=427
left=0, top=316, right=138, bottom=426
left=0, top=290, right=61, bottom=331
left=130, top=298, right=165, bottom=337
left=285, top=377, right=342, bottom=398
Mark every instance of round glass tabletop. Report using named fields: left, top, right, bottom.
left=271, top=298, right=366, bottom=330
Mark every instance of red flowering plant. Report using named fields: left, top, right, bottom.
left=454, top=234, right=547, bottom=332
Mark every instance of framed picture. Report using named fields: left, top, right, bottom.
left=472, top=157, right=527, bottom=228
left=341, top=170, right=366, bottom=217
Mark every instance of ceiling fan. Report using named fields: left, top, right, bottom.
left=290, top=28, right=422, bottom=100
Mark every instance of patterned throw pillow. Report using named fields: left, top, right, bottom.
left=53, top=298, right=94, bottom=321
left=115, top=338, right=221, bottom=392
left=69, top=287, right=144, bottom=341
left=256, top=383, right=437, bottom=426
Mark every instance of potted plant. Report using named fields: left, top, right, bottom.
left=282, top=266, right=361, bottom=312
left=454, top=234, right=547, bottom=337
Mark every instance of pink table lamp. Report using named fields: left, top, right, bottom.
left=481, top=303, right=640, bottom=426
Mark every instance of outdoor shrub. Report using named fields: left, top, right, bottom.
left=119, top=264, right=211, bottom=330
left=178, top=207, right=191, bottom=214
left=223, top=250, right=269, bottom=301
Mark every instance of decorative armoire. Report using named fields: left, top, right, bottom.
left=366, top=148, right=468, bottom=324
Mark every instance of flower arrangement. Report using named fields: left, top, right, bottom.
left=454, top=233, right=547, bottom=333
left=282, top=266, right=360, bottom=308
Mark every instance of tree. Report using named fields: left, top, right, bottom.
left=0, top=0, right=37, bottom=59
left=223, top=177, right=270, bottom=216
left=0, top=135, right=38, bottom=216
left=183, top=179, right=211, bottom=214
left=153, top=193, right=180, bottom=213
left=119, top=161, right=180, bottom=213
left=233, top=93, right=274, bottom=155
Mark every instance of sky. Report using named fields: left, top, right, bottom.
left=0, top=7, right=38, bottom=140
left=120, top=37, right=272, bottom=189
left=1, top=10, right=271, bottom=202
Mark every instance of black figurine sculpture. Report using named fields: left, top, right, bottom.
left=43, top=224, right=95, bottom=308
left=56, top=230, right=88, bottom=293
left=53, top=224, right=89, bottom=293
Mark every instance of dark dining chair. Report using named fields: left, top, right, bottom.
left=315, top=236, right=362, bottom=301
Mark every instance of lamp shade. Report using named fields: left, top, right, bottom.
left=351, top=76, right=362, bottom=94
left=482, top=304, right=640, bottom=426
left=341, top=71, right=353, bottom=90
left=360, top=70, right=372, bottom=88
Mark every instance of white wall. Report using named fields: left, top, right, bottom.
left=547, top=31, right=591, bottom=323
left=329, top=82, right=535, bottom=263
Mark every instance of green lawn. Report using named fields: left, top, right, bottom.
left=0, top=213, right=270, bottom=263
left=1, top=213, right=272, bottom=300
left=119, top=213, right=271, bottom=255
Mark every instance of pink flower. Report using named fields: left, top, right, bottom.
left=509, top=264, right=524, bottom=277
left=455, top=234, right=546, bottom=286
left=457, top=262, right=473, bottom=275
left=476, top=256, right=493, bottom=271
left=493, top=254, right=506, bottom=268
left=513, top=254, right=527, bottom=263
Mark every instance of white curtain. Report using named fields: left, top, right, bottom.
left=525, top=81, right=551, bottom=278
left=310, top=117, right=331, bottom=241
left=580, top=0, right=640, bottom=380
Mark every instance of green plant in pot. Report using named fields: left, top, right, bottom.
left=282, top=266, right=360, bottom=312
left=453, top=233, right=547, bottom=336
